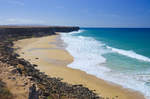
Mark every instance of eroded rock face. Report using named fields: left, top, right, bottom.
left=0, top=26, right=80, bottom=35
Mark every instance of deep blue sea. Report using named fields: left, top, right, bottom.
left=61, top=28, right=150, bottom=99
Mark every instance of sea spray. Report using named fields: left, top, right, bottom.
left=61, top=28, right=150, bottom=99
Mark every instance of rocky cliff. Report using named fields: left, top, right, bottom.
left=0, top=25, right=100, bottom=99
left=0, top=26, right=80, bottom=35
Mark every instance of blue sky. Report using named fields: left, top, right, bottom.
left=0, top=0, right=150, bottom=27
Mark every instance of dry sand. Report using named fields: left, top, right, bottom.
left=0, top=62, right=33, bottom=99
left=14, top=34, right=145, bottom=99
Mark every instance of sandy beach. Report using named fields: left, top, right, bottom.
left=14, top=34, right=145, bottom=99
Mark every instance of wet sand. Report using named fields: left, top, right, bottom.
left=14, top=34, right=145, bottom=99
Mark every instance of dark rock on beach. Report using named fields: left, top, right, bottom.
left=0, top=25, right=101, bottom=99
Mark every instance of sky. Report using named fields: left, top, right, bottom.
left=0, top=0, right=150, bottom=27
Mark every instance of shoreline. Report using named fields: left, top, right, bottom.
left=1, top=26, right=102, bottom=98
left=14, top=34, right=145, bottom=99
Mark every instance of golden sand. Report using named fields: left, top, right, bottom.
left=14, top=34, right=145, bottom=99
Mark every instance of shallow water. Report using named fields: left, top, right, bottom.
left=61, top=28, right=150, bottom=99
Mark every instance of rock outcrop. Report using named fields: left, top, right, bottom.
left=0, top=26, right=100, bottom=99
left=0, top=26, right=79, bottom=34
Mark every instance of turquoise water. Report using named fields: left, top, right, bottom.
left=79, top=28, right=150, bottom=72
left=80, top=28, right=150, bottom=57
left=61, top=28, right=150, bottom=99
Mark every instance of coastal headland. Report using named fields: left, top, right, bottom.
left=0, top=25, right=99, bottom=99
left=0, top=25, right=145, bottom=99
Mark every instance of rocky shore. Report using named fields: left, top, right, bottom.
left=0, top=26, right=100, bottom=99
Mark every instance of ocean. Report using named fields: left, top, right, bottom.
left=60, top=28, right=150, bottom=99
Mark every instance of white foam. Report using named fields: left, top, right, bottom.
left=68, top=30, right=85, bottom=34
left=107, top=46, right=150, bottom=62
left=60, top=31, right=150, bottom=99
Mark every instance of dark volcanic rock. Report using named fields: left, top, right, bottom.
left=0, top=26, right=79, bottom=35
left=29, top=84, right=39, bottom=99
left=0, top=26, right=100, bottom=99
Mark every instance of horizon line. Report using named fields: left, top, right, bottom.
left=0, top=24, right=150, bottom=28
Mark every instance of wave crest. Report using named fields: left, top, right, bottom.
left=107, top=46, right=150, bottom=62
left=69, top=30, right=85, bottom=34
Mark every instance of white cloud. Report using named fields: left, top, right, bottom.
left=11, top=0, right=24, bottom=6
left=4, top=0, right=25, bottom=6
left=0, top=18, right=46, bottom=25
